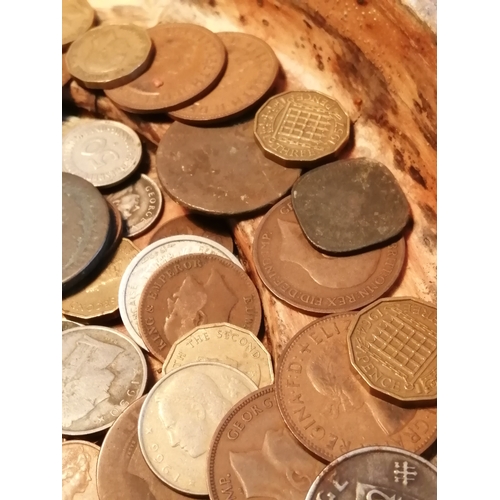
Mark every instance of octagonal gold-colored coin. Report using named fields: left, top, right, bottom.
left=254, top=90, right=350, bottom=168
left=347, top=297, right=437, bottom=404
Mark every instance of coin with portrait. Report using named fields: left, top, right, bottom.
left=62, top=440, right=99, bottom=500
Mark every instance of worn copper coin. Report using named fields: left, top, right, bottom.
left=208, top=386, right=325, bottom=500
left=105, top=23, right=226, bottom=112
left=156, top=119, right=300, bottom=215
left=169, top=32, right=279, bottom=124
left=254, top=90, right=350, bottom=167
left=149, top=214, right=233, bottom=252
left=62, top=172, right=111, bottom=292
left=138, top=253, right=262, bottom=361
left=66, top=24, right=153, bottom=89
left=106, top=174, right=163, bottom=238
left=62, top=440, right=100, bottom=500
left=305, top=446, right=436, bottom=500
left=97, top=396, right=191, bottom=500
left=62, top=53, right=71, bottom=86
left=62, top=0, right=94, bottom=49
left=253, top=197, right=405, bottom=314
left=275, top=314, right=437, bottom=462
left=348, top=297, right=437, bottom=404
left=292, top=158, right=411, bottom=253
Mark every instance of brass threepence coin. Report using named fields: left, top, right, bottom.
left=105, top=23, right=226, bottom=112
left=97, top=396, right=191, bottom=500
left=275, top=314, right=437, bottom=462
left=347, top=297, right=437, bottom=404
left=156, top=119, right=300, bottom=215
left=138, top=253, right=261, bottom=361
left=253, top=197, right=405, bottom=314
left=62, top=120, right=142, bottom=188
left=292, top=158, right=411, bottom=253
left=62, top=239, right=139, bottom=320
left=119, top=235, right=242, bottom=350
left=162, top=323, right=273, bottom=388
left=62, top=326, right=147, bottom=436
left=62, top=440, right=100, bottom=500
left=66, top=24, right=153, bottom=89
left=105, top=174, right=163, bottom=238
left=149, top=214, right=233, bottom=253
left=62, top=0, right=94, bottom=49
left=62, top=318, right=82, bottom=331
left=62, top=172, right=111, bottom=292
left=254, top=90, right=350, bottom=167
left=138, top=362, right=257, bottom=495
left=208, top=386, right=326, bottom=500
left=62, top=53, right=71, bottom=86
left=305, top=446, right=436, bottom=500
left=169, top=32, right=279, bottom=124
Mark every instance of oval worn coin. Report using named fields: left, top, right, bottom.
left=275, top=314, right=437, bottom=462
left=62, top=120, right=142, bottom=188
left=62, top=440, right=100, bottom=500
left=105, top=23, right=226, bottom=112
left=119, top=235, right=242, bottom=351
left=253, top=196, right=405, bottom=314
left=138, top=362, right=257, bottom=495
left=66, top=24, right=153, bottom=89
left=162, top=323, right=273, bottom=388
left=305, top=446, right=436, bottom=500
left=62, top=0, right=94, bottom=49
left=62, top=326, right=147, bottom=436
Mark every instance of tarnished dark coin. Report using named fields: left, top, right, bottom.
left=62, top=172, right=111, bottom=292
left=291, top=158, right=411, bottom=253
left=305, top=446, right=436, bottom=500
left=149, top=214, right=233, bottom=253
left=253, top=197, right=405, bottom=314
left=106, top=200, right=123, bottom=254
left=156, top=119, right=300, bottom=216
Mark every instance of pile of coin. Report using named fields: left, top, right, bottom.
left=62, top=2, right=437, bottom=498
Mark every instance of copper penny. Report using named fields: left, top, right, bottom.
left=291, top=158, right=411, bottom=253
left=62, top=440, right=100, bottom=500
left=97, top=396, right=191, bottom=500
left=253, top=197, right=405, bottom=314
left=62, top=53, right=71, bottom=86
left=137, top=253, right=262, bottom=361
left=156, top=119, right=300, bottom=216
left=208, top=386, right=325, bottom=500
left=275, top=314, right=437, bottom=462
left=347, top=297, right=437, bottom=404
left=169, top=32, right=279, bottom=124
left=105, top=23, right=226, bottom=112
left=149, top=214, right=233, bottom=253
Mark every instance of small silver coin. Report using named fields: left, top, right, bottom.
left=62, top=120, right=142, bottom=188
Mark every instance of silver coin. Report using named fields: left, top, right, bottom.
left=118, top=235, right=243, bottom=350
left=62, top=326, right=147, bottom=436
left=62, top=120, right=142, bottom=188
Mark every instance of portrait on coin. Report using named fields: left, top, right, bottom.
left=62, top=445, right=93, bottom=500
left=107, top=184, right=142, bottom=224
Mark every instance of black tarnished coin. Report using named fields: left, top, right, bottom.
left=291, top=158, right=410, bottom=253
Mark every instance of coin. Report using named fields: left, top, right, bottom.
left=254, top=90, right=350, bottom=167
left=208, top=386, right=325, bottom=500
left=62, top=326, right=147, bottom=436
left=62, top=239, right=139, bottom=320
left=62, top=53, right=71, bottom=86
left=305, top=446, right=436, bottom=500
left=62, top=172, right=111, bottom=292
left=292, top=158, right=411, bottom=253
left=138, top=362, right=257, bottom=495
left=119, top=235, right=242, bottom=351
left=106, top=200, right=124, bottom=254
left=162, top=323, right=273, bottom=388
left=66, top=24, right=153, bottom=89
left=347, top=297, right=437, bottom=403
left=253, top=197, right=405, bottom=314
left=169, top=32, right=279, bottom=124
left=275, top=314, right=436, bottom=462
left=63, top=318, right=82, bottom=331
left=105, top=174, right=163, bottom=238
left=62, top=0, right=94, bottom=49
left=97, top=396, right=191, bottom=500
left=62, top=120, right=142, bottom=188
left=149, top=214, right=233, bottom=253
left=156, top=119, right=300, bottom=215
left=105, top=23, right=226, bottom=112
left=62, top=440, right=100, bottom=500
left=138, top=253, right=262, bottom=361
